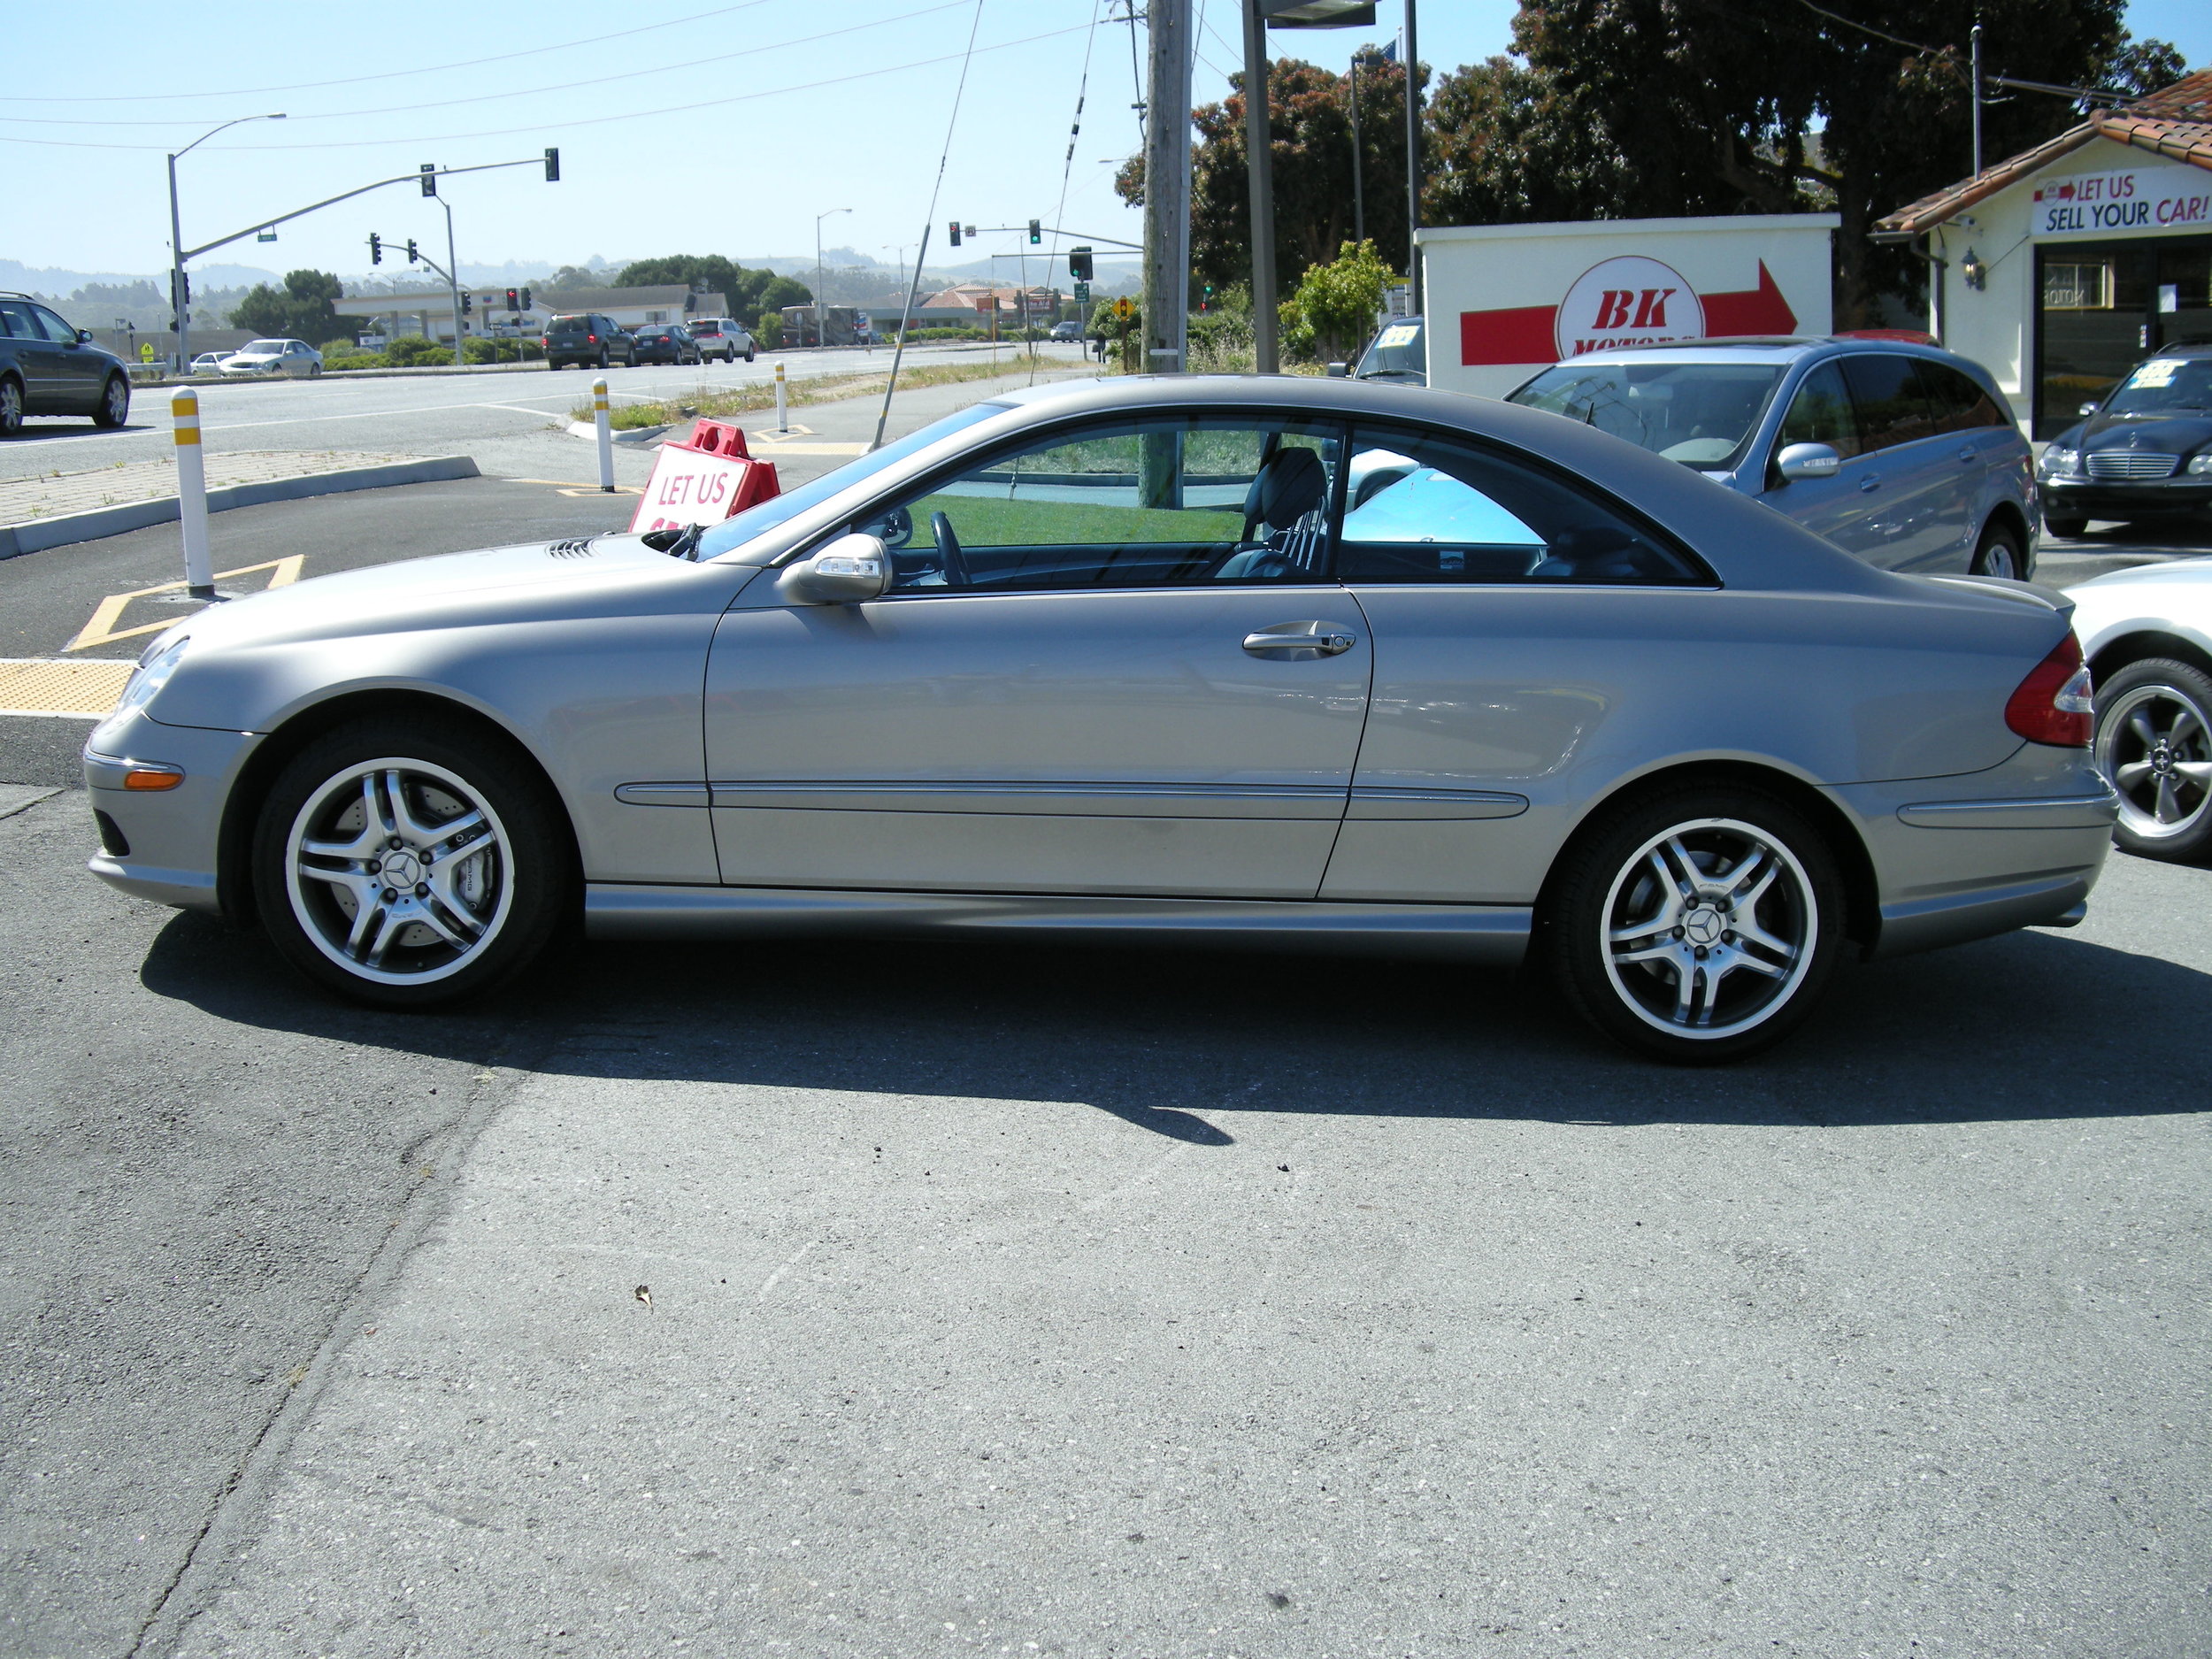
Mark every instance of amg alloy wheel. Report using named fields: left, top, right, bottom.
left=252, top=717, right=572, bottom=1006
left=1548, top=787, right=1844, bottom=1062
left=2095, top=658, right=2212, bottom=861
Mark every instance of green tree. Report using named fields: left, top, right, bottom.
left=227, top=269, right=347, bottom=344
left=611, top=256, right=811, bottom=315
left=1280, top=240, right=1394, bottom=363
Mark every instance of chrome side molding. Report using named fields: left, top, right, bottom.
left=1896, top=790, right=2119, bottom=830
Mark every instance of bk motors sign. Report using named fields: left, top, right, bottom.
left=1461, top=255, right=1801, bottom=366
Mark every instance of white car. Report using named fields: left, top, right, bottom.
left=2065, top=557, right=2212, bottom=860
left=220, top=339, right=323, bottom=378
left=188, top=352, right=227, bottom=374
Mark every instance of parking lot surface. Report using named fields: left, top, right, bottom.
left=2, top=462, right=2208, bottom=1656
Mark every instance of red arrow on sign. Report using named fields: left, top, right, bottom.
left=1457, top=260, right=1799, bottom=366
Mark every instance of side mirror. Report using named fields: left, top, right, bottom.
left=77, top=328, right=95, bottom=344
left=2078, top=401, right=2101, bottom=417
left=1325, top=361, right=1350, bottom=378
left=777, top=533, right=891, bottom=605
left=1774, top=441, right=1842, bottom=482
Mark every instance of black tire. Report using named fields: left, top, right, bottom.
left=1970, top=518, right=2030, bottom=580
left=2093, top=657, right=2212, bottom=863
left=1544, top=784, right=1847, bottom=1063
left=596, top=349, right=609, bottom=371
left=744, top=347, right=756, bottom=363
left=250, top=713, right=574, bottom=1009
left=94, top=374, right=130, bottom=429
left=0, top=374, right=23, bottom=438
left=2044, top=514, right=2088, bottom=539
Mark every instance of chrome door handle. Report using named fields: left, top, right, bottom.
left=1243, top=626, right=1356, bottom=657
left=1858, top=474, right=1881, bottom=493
left=1956, top=446, right=1978, bottom=463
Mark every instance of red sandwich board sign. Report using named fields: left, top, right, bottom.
left=1417, top=213, right=1836, bottom=398
left=629, top=418, right=781, bottom=534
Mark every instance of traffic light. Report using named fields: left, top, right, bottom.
left=406, top=239, right=419, bottom=264
left=543, top=147, right=560, bottom=182
left=1028, top=219, right=1041, bottom=245
left=368, top=233, right=382, bottom=265
left=462, top=293, right=472, bottom=314
left=419, top=163, right=438, bottom=197
left=506, top=287, right=519, bottom=311
left=948, top=221, right=962, bottom=247
left=1201, top=282, right=1215, bottom=313
left=518, top=287, right=532, bottom=311
left=1069, top=246, right=1093, bottom=281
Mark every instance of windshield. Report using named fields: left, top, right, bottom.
left=1357, top=318, right=1425, bottom=381
left=245, top=340, right=286, bottom=353
left=1508, top=360, right=1787, bottom=468
left=2103, top=356, right=2212, bottom=415
left=698, top=403, right=1008, bottom=560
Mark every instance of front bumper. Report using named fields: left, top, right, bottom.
left=2041, top=474, right=2212, bottom=520
left=81, top=706, right=258, bottom=914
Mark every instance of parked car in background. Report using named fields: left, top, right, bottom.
left=1050, top=320, right=1084, bottom=342
left=632, top=324, right=702, bottom=366
left=0, top=293, right=133, bottom=436
left=188, top=352, right=227, bottom=375
left=2063, top=556, right=2212, bottom=860
left=1346, top=315, right=1426, bottom=384
left=219, top=339, right=323, bottom=378
left=1508, top=338, right=2038, bottom=579
left=2037, top=344, right=2212, bottom=537
left=85, top=376, right=2112, bottom=1062
left=687, top=318, right=755, bottom=364
left=543, top=314, right=636, bottom=371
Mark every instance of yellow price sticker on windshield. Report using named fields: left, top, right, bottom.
left=2130, top=359, right=2183, bottom=388
left=1377, top=324, right=1419, bottom=349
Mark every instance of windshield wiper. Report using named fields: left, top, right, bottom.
left=641, top=522, right=708, bottom=560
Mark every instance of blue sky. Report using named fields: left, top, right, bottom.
left=1, top=0, right=2203, bottom=283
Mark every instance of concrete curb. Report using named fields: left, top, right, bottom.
left=565, top=420, right=671, bottom=445
left=0, top=455, right=482, bottom=561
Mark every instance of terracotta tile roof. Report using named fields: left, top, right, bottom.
left=1874, top=68, right=2212, bottom=238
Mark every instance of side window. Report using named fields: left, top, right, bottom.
left=1924, top=363, right=2010, bottom=434
left=0, top=302, right=34, bottom=339
left=34, top=306, right=81, bottom=344
left=1776, top=363, right=1862, bottom=459
left=1839, top=354, right=1940, bottom=453
left=857, top=415, right=1341, bottom=593
left=1337, top=425, right=1709, bottom=586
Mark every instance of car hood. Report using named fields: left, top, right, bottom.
left=2065, top=553, right=2212, bottom=593
left=2081, top=412, right=2212, bottom=455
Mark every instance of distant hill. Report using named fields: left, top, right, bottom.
left=0, top=259, right=280, bottom=296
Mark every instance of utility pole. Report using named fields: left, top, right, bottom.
left=1349, top=53, right=1365, bottom=247
left=1403, top=0, right=1422, bottom=311
left=421, top=166, right=465, bottom=370
left=1244, top=0, right=1279, bottom=373
left=166, top=112, right=287, bottom=372
left=1970, top=19, right=1985, bottom=177
left=1142, top=0, right=1194, bottom=380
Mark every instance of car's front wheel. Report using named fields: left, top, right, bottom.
left=251, top=715, right=573, bottom=1008
left=1546, top=785, right=1845, bottom=1062
left=93, top=374, right=130, bottom=429
left=2094, top=657, right=2212, bottom=861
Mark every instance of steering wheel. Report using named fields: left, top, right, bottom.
left=930, top=511, right=972, bottom=589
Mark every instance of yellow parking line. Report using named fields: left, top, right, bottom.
left=66, top=556, right=305, bottom=653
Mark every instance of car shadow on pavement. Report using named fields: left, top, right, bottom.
left=138, top=912, right=2211, bottom=1138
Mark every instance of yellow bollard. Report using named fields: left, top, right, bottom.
left=774, top=361, right=788, bottom=433
left=172, top=388, right=215, bottom=599
left=592, top=376, right=614, bottom=493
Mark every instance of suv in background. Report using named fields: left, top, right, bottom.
left=1506, top=338, right=2039, bottom=579
left=687, top=317, right=755, bottom=363
left=543, top=313, right=636, bottom=371
left=632, top=324, right=701, bottom=366
left=0, top=293, right=132, bottom=437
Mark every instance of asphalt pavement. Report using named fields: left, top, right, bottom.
left=2, top=401, right=2208, bottom=1657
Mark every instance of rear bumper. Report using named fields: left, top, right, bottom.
left=1826, top=755, right=2117, bottom=960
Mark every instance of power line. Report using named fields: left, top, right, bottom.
left=2, top=0, right=780, bottom=104
left=0, top=1, right=973, bottom=127
left=0, top=22, right=1096, bottom=153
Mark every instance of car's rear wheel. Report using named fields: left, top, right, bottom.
left=744, top=347, right=756, bottom=363
left=596, top=349, right=609, bottom=370
left=1971, top=518, right=2029, bottom=580
left=2094, top=657, right=2212, bottom=862
left=94, top=374, right=130, bottom=429
left=2044, top=515, right=2088, bottom=538
left=1546, top=786, right=1845, bottom=1063
left=0, top=375, right=23, bottom=438
left=251, top=715, right=573, bottom=1008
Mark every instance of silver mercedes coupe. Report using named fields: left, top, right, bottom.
left=85, top=377, right=2116, bottom=1061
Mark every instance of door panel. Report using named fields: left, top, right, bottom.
left=1838, top=355, right=1958, bottom=570
left=703, top=586, right=1371, bottom=896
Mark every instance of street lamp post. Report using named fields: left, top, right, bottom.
left=816, top=207, right=851, bottom=347
left=167, top=112, right=286, bottom=373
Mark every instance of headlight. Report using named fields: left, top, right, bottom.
left=114, top=634, right=190, bottom=717
left=2189, top=454, right=2212, bottom=476
left=2039, top=446, right=2080, bottom=477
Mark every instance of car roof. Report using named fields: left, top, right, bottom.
left=1542, top=335, right=1978, bottom=371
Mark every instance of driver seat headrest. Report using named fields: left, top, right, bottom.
left=1245, top=446, right=1327, bottom=528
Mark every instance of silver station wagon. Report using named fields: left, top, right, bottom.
left=85, top=377, right=2113, bottom=1061
left=1508, top=338, right=2040, bottom=580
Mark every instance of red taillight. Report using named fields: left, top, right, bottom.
left=2005, top=633, right=2093, bottom=747
left=588, top=333, right=598, bottom=343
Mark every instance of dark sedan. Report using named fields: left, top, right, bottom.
left=2039, top=343, right=2212, bottom=535
left=633, top=325, right=702, bottom=366
left=1, top=293, right=132, bottom=436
